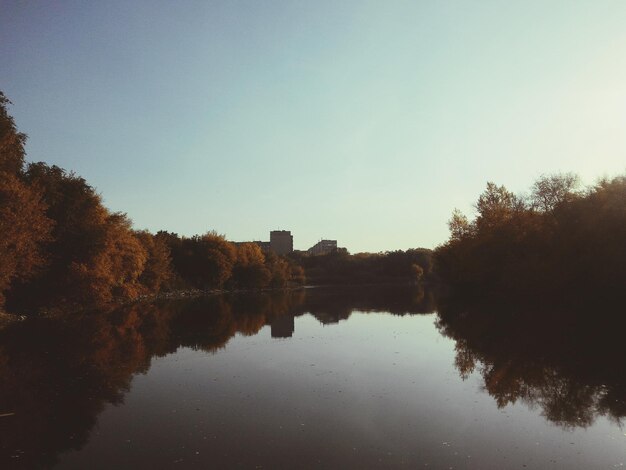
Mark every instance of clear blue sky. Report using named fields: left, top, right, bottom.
left=2, top=1, right=625, bottom=252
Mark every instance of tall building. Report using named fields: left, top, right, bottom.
left=270, top=230, right=293, bottom=255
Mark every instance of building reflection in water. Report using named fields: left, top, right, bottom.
left=271, top=314, right=295, bottom=338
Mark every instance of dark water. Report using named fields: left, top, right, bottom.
left=1, top=286, right=624, bottom=468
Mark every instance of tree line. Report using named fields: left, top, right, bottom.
left=0, top=93, right=305, bottom=316
left=435, top=172, right=626, bottom=304
left=293, top=248, right=433, bottom=286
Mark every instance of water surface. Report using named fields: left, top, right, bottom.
left=1, top=287, right=624, bottom=468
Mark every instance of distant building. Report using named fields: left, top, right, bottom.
left=307, top=239, right=337, bottom=256
left=238, top=231, right=294, bottom=255
left=240, top=230, right=345, bottom=257
left=270, top=230, right=293, bottom=255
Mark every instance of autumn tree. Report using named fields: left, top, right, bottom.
left=448, top=209, right=472, bottom=241
left=0, top=93, right=52, bottom=309
left=435, top=172, right=626, bottom=302
left=475, top=182, right=522, bottom=232
left=9, top=163, right=148, bottom=310
left=265, top=251, right=291, bottom=287
left=231, top=243, right=271, bottom=289
left=135, top=230, right=173, bottom=294
left=0, top=175, right=52, bottom=307
left=0, top=92, right=27, bottom=175
left=67, top=213, right=148, bottom=306
left=167, top=232, right=236, bottom=290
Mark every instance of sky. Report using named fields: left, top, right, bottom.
left=1, top=1, right=625, bottom=253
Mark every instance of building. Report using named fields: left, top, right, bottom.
left=238, top=231, right=344, bottom=257
left=270, top=230, right=293, bottom=255
left=307, top=239, right=337, bottom=256
left=239, top=230, right=293, bottom=255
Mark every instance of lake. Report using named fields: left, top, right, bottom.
left=1, top=286, right=624, bottom=468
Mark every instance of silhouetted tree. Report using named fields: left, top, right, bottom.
left=475, top=182, right=522, bottom=232
left=166, top=231, right=236, bottom=290
left=448, top=209, right=472, bottom=241
left=0, top=92, right=27, bottom=175
left=530, top=173, right=580, bottom=214
left=435, top=173, right=626, bottom=302
left=299, top=248, right=432, bottom=286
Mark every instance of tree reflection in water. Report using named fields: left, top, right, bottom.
left=436, top=293, right=626, bottom=429
left=0, top=286, right=432, bottom=468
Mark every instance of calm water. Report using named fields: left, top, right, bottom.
left=1, top=287, right=624, bottom=468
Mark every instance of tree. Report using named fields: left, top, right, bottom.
left=289, top=264, right=306, bottom=285
left=475, top=182, right=521, bottom=231
left=0, top=174, right=52, bottom=307
left=448, top=209, right=472, bottom=241
left=68, top=213, right=148, bottom=305
left=0, top=92, right=26, bottom=175
left=530, top=173, right=580, bottom=213
left=10, top=163, right=148, bottom=310
left=411, top=264, right=424, bottom=282
left=231, top=243, right=270, bottom=289
left=0, top=93, right=52, bottom=309
left=265, top=251, right=290, bottom=287
left=168, top=232, right=236, bottom=290
left=136, top=231, right=173, bottom=294
left=195, top=231, right=236, bottom=289
left=435, top=172, right=626, bottom=301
